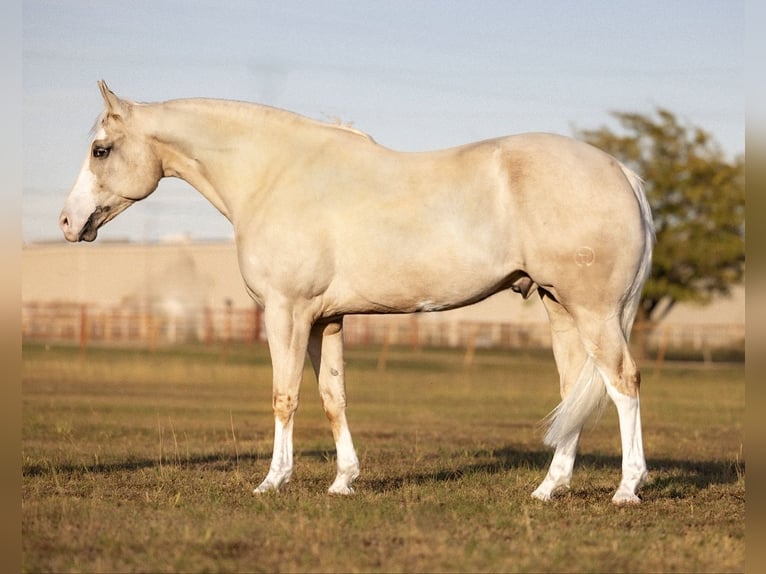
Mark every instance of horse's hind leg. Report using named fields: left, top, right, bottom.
left=574, top=309, right=648, bottom=504
left=307, top=319, right=360, bottom=494
left=532, top=295, right=593, bottom=501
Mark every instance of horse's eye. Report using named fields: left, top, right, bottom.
left=92, top=146, right=111, bottom=159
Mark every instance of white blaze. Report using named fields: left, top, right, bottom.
left=61, top=154, right=98, bottom=236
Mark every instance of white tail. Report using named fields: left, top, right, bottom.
left=542, top=356, right=605, bottom=447
left=542, top=164, right=654, bottom=448
left=617, top=165, right=655, bottom=336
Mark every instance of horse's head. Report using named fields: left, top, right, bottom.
left=59, top=81, right=163, bottom=242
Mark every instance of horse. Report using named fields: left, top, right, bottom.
left=60, top=81, right=654, bottom=504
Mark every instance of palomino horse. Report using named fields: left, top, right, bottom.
left=60, top=81, right=654, bottom=504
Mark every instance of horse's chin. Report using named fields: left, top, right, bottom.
left=78, top=215, right=100, bottom=242
left=80, top=228, right=98, bottom=242
left=77, top=207, right=106, bottom=242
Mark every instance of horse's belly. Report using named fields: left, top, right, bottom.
left=323, top=258, right=515, bottom=317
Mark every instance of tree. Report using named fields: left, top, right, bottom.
left=575, top=109, right=745, bottom=326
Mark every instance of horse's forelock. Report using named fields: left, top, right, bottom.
left=88, top=112, right=107, bottom=137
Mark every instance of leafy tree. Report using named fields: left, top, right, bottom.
left=575, top=109, right=745, bottom=325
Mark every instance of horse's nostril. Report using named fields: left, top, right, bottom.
left=59, top=214, right=70, bottom=231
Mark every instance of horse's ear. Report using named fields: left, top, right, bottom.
left=98, top=80, right=128, bottom=119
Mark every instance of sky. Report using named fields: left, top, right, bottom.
left=22, top=0, right=745, bottom=244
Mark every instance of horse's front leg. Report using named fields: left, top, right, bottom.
left=254, top=301, right=312, bottom=494
left=308, top=319, right=360, bottom=494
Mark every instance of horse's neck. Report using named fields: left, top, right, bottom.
left=152, top=99, right=321, bottom=149
left=143, top=100, right=305, bottom=221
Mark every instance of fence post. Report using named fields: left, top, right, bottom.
left=653, top=325, right=670, bottom=378
left=253, top=305, right=263, bottom=344
left=377, top=323, right=393, bottom=371
left=410, top=314, right=420, bottom=352
left=463, top=323, right=479, bottom=368
left=148, top=312, right=158, bottom=353
left=103, top=309, right=111, bottom=343
left=79, top=304, right=88, bottom=356
left=222, top=299, right=233, bottom=361
left=702, top=339, right=712, bottom=366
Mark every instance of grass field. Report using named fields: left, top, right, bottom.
left=22, top=343, right=744, bottom=573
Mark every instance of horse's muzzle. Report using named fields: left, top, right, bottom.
left=59, top=209, right=99, bottom=242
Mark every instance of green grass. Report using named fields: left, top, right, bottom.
left=22, top=343, right=745, bottom=572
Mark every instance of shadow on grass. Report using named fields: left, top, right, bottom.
left=356, top=446, right=744, bottom=501
left=24, top=445, right=744, bottom=501
left=22, top=452, right=264, bottom=478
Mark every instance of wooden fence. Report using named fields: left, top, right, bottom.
left=22, top=301, right=744, bottom=363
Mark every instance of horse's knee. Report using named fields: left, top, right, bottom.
left=273, top=391, right=299, bottom=423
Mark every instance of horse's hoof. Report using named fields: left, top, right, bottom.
left=612, top=492, right=641, bottom=505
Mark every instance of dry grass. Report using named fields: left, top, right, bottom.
left=22, top=344, right=744, bottom=572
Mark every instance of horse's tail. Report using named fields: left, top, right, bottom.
left=616, top=164, right=655, bottom=337
left=542, top=163, right=654, bottom=448
left=542, top=357, right=604, bottom=447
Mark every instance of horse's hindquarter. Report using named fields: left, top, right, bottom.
left=495, top=134, right=647, bottom=307
left=235, top=132, right=643, bottom=316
